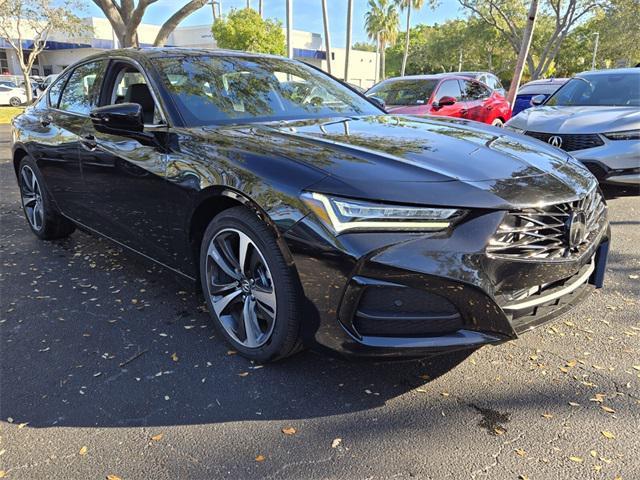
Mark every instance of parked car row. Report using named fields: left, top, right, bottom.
left=11, top=49, right=611, bottom=362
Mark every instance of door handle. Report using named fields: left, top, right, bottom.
left=81, top=134, right=97, bottom=151
left=460, top=109, right=468, bottom=115
left=486, top=105, right=493, bottom=111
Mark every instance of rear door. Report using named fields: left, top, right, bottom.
left=27, top=61, right=106, bottom=222
left=459, top=79, right=492, bottom=123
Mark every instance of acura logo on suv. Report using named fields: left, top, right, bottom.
left=548, top=135, right=563, bottom=148
left=566, top=210, right=587, bottom=249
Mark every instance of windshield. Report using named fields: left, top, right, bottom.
left=545, top=73, right=640, bottom=107
left=518, top=83, right=563, bottom=95
left=366, top=79, right=438, bottom=106
left=155, top=55, right=380, bottom=126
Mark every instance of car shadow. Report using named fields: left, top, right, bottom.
left=601, top=183, right=639, bottom=200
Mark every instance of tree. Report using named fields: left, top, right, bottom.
left=506, top=0, right=538, bottom=103
left=365, top=0, right=400, bottom=80
left=91, top=0, right=208, bottom=48
left=0, top=0, right=88, bottom=102
left=212, top=8, right=285, bottom=55
left=457, top=0, right=604, bottom=79
left=397, top=0, right=437, bottom=76
left=352, top=41, right=376, bottom=52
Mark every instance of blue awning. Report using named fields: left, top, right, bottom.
left=293, top=48, right=326, bottom=60
left=1, top=37, right=155, bottom=50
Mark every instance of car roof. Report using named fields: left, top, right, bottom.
left=577, top=67, right=640, bottom=76
left=78, top=47, right=289, bottom=63
left=522, top=78, right=568, bottom=86
left=380, top=74, right=469, bottom=82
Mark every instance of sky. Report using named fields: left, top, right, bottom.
left=82, top=0, right=465, bottom=47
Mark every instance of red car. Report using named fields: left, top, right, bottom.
left=366, top=74, right=512, bottom=126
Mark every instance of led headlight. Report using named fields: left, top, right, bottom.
left=603, top=129, right=640, bottom=141
left=301, top=192, right=463, bottom=233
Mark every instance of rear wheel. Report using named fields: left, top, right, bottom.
left=18, top=156, right=75, bottom=240
left=200, top=206, right=303, bottom=362
left=491, top=118, right=504, bottom=127
left=9, top=97, right=22, bottom=107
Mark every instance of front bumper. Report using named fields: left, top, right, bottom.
left=284, top=209, right=610, bottom=358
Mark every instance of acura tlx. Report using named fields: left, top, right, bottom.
left=11, top=48, right=609, bottom=362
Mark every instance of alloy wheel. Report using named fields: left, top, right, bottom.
left=20, top=165, right=44, bottom=231
left=205, top=228, right=277, bottom=348
left=10, top=97, right=22, bottom=107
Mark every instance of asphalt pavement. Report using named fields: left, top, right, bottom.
left=1, top=124, right=639, bottom=479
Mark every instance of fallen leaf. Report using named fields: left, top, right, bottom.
left=632, top=365, right=640, bottom=371
left=568, top=401, right=581, bottom=407
left=331, top=438, right=342, bottom=448
left=255, top=455, right=266, bottom=462
left=590, top=450, right=598, bottom=457
left=281, top=427, right=296, bottom=435
left=494, top=427, right=506, bottom=436
left=238, top=372, right=249, bottom=377
left=0, top=471, right=6, bottom=478
left=515, top=448, right=526, bottom=457
left=171, top=353, right=178, bottom=362
left=601, top=406, right=615, bottom=414
left=79, top=446, right=88, bottom=455
left=17, top=422, right=28, bottom=429
left=601, top=430, right=615, bottom=440
left=151, top=433, right=164, bottom=441
left=518, top=475, right=529, bottom=480
left=227, top=350, right=237, bottom=355
left=441, top=391, right=450, bottom=397
left=593, top=465, right=602, bottom=472
left=569, top=456, right=583, bottom=463
left=106, top=476, right=122, bottom=480
left=590, top=393, right=605, bottom=403
left=541, top=413, right=553, bottom=419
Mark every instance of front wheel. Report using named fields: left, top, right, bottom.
left=200, top=206, right=303, bottom=362
left=9, top=97, right=22, bottom=107
left=491, top=118, right=504, bottom=127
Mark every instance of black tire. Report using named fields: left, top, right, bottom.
left=9, top=97, right=22, bottom=107
left=200, top=206, right=303, bottom=362
left=18, top=156, right=75, bottom=240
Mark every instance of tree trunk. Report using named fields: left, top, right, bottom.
left=507, top=0, right=539, bottom=105
left=154, top=0, right=208, bottom=47
left=321, top=0, right=332, bottom=75
left=381, top=43, right=386, bottom=80
left=21, top=70, right=33, bottom=103
left=400, top=3, right=412, bottom=76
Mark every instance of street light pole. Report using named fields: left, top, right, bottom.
left=321, top=0, right=333, bottom=75
left=344, top=0, right=353, bottom=82
left=286, top=0, right=293, bottom=59
left=591, top=31, right=599, bottom=70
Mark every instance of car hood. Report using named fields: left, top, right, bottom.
left=508, top=106, right=640, bottom=134
left=186, top=114, right=597, bottom=209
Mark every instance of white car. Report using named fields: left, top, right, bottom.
left=506, top=68, right=640, bottom=185
left=0, top=83, right=27, bottom=106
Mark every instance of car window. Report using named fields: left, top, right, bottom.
left=156, top=55, right=380, bottom=126
left=546, top=73, right=640, bottom=107
left=492, top=75, right=504, bottom=90
left=109, top=66, right=162, bottom=124
left=460, top=80, right=490, bottom=101
left=367, top=79, right=439, bottom=106
left=518, top=83, right=562, bottom=95
left=48, top=73, right=69, bottom=108
left=58, top=60, right=106, bottom=115
left=0, top=85, right=10, bottom=92
left=435, top=80, right=462, bottom=101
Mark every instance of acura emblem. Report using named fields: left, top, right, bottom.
left=566, top=210, right=587, bottom=249
left=548, top=135, right=563, bottom=148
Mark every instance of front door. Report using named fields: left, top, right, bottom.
left=78, top=61, right=188, bottom=270
left=430, top=79, right=466, bottom=119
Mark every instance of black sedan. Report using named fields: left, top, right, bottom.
left=11, top=48, right=610, bottom=362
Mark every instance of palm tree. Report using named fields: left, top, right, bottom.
left=365, top=0, right=399, bottom=81
left=397, top=0, right=425, bottom=76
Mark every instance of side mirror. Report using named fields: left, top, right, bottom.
left=90, top=103, right=144, bottom=136
left=436, top=96, right=456, bottom=107
left=367, top=95, right=386, bottom=111
left=530, top=94, right=546, bottom=106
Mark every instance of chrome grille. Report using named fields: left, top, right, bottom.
left=524, top=131, right=604, bottom=152
left=487, top=188, right=606, bottom=260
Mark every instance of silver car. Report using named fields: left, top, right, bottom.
left=506, top=68, right=640, bottom=185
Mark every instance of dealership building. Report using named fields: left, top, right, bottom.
left=1, top=17, right=378, bottom=88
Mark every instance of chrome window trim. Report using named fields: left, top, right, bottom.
left=48, top=58, right=107, bottom=117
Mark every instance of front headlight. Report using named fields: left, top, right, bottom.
left=301, top=192, right=463, bottom=233
left=603, top=129, right=640, bottom=141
